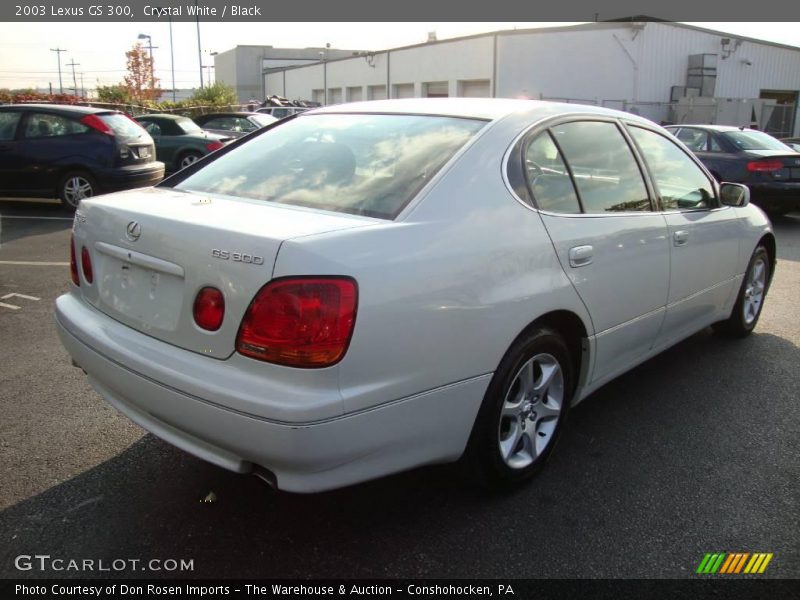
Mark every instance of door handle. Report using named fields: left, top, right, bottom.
left=673, top=230, right=690, bottom=246
left=568, top=245, right=593, bottom=267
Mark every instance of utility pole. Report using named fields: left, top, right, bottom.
left=168, top=14, right=176, bottom=101
left=195, top=0, right=203, bottom=89
left=79, top=72, right=85, bottom=98
left=66, top=59, right=79, bottom=96
left=50, top=48, right=67, bottom=94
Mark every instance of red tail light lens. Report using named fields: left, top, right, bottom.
left=206, top=141, right=224, bottom=152
left=80, top=114, right=114, bottom=136
left=193, top=287, right=225, bottom=331
left=80, top=246, right=93, bottom=284
left=746, top=159, right=783, bottom=172
left=236, top=277, right=358, bottom=368
left=69, top=235, right=79, bottom=286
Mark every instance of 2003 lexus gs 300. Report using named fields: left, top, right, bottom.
left=56, top=99, right=775, bottom=492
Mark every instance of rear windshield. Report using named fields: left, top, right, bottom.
left=252, top=114, right=277, bottom=127
left=99, top=113, right=146, bottom=138
left=177, top=118, right=202, bottom=134
left=173, top=113, right=486, bottom=219
left=721, top=130, right=793, bottom=151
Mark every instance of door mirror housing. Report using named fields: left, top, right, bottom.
left=719, top=182, right=750, bottom=207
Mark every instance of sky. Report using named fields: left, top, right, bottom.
left=0, top=22, right=798, bottom=92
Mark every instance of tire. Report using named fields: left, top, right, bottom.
left=463, top=327, right=573, bottom=488
left=713, top=245, right=770, bottom=338
left=58, top=171, right=96, bottom=210
left=178, top=151, right=203, bottom=170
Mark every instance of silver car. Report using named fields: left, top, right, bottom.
left=56, top=99, right=774, bottom=492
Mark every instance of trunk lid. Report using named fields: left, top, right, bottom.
left=746, top=151, right=800, bottom=181
left=73, top=187, right=374, bottom=358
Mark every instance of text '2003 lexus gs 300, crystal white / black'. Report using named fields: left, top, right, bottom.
left=55, top=99, right=775, bottom=493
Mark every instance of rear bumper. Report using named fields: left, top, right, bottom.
left=97, top=163, right=165, bottom=193
left=54, top=293, right=488, bottom=492
left=747, top=182, right=800, bottom=212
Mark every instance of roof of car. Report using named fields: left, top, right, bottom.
left=307, top=98, right=650, bottom=123
left=136, top=114, right=192, bottom=121
left=0, top=103, right=119, bottom=115
left=196, top=112, right=259, bottom=118
left=665, top=124, right=759, bottom=133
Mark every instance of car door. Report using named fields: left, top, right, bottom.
left=627, top=125, right=742, bottom=348
left=0, top=109, right=25, bottom=194
left=524, top=119, right=670, bottom=385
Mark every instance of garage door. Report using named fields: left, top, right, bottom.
left=328, top=88, right=343, bottom=105
left=459, top=80, right=491, bottom=98
left=347, top=87, right=363, bottom=102
left=393, top=83, right=414, bottom=99
left=368, top=85, right=386, bottom=100
left=424, top=81, right=448, bottom=98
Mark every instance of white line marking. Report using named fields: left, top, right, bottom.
left=0, top=215, right=73, bottom=221
left=0, top=261, right=69, bottom=266
left=1, top=293, right=40, bottom=301
left=0, top=302, right=21, bottom=310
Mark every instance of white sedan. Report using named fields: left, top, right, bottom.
left=55, top=99, right=774, bottom=492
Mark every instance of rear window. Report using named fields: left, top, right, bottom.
left=252, top=114, right=277, bottom=127
left=721, top=130, right=793, bottom=151
left=173, top=113, right=486, bottom=219
left=177, top=118, right=202, bottom=134
left=99, top=113, right=146, bottom=138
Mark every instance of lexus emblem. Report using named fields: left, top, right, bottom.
left=126, top=221, right=141, bottom=242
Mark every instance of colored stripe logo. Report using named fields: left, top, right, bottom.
left=696, top=553, right=773, bottom=574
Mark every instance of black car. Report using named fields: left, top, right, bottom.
left=0, top=104, right=164, bottom=209
left=192, top=112, right=277, bottom=138
left=665, top=125, right=800, bottom=216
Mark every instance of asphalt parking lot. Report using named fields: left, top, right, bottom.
left=0, top=198, right=798, bottom=579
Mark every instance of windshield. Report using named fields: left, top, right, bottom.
left=177, top=118, right=202, bottom=134
left=173, top=113, right=486, bottom=219
left=99, top=113, right=146, bottom=138
left=721, top=130, right=794, bottom=151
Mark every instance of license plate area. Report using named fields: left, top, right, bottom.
left=94, top=249, right=184, bottom=332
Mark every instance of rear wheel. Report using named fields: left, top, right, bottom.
left=713, top=245, right=770, bottom=337
left=464, top=328, right=573, bottom=488
left=59, top=171, right=96, bottom=209
left=178, top=151, right=202, bottom=170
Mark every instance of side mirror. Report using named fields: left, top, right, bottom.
left=719, top=182, right=750, bottom=207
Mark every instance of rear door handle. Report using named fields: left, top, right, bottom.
left=568, top=245, right=593, bottom=267
left=673, top=230, right=690, bottom=246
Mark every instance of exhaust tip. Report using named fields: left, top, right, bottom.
left=252, top=465, right=277, bottom=490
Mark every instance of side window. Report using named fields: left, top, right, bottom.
left=24, top=113, right=88, bottom=138
left=237, top=118, right=256, bottom=132
left=629, top=126, right=715, bottom=211
left=140, top=121, right=161, bottom=136
left=522, top=132, right=581, bottom=213
left=709, top=134, right=723, bottom=152
left=202, top=117, right=232, bottom=131
left=0, top=111, right=22, bottom=141
left=675, top=127, right=708, bottom=152
left=550, top=121, right=651, bottom=213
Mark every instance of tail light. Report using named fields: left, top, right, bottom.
left=747, top=159, right=783, bottom=172
left=236, top=277, right=358, bottom=368
left=69, top=235, right=79, bottom=286
left=80, top=114, right=114, bottom=136
left=206, top=141, right=224, bottom=152
left=193, top=287, right=225, bottom=331
left=80, top=246, right=93, bottom=284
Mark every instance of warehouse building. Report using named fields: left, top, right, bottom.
left=262, top=21, right=800, bottom=136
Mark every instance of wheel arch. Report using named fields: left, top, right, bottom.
left=758, top=232, right=777, bottom=287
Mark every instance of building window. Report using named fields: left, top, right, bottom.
left=423, top=81, right=449, bottom=98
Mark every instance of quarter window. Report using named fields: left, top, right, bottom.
left=674, top=127, right=709, bottom=152
left=550, top=121, right=651, bottom=213
left=629, top=126, right=715, bottom=210
left=522, top=132, right=581, bottom=213
left=0, top=111, right=21, bottom=141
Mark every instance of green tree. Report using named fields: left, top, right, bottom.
left=190, top=82, right=237, bottom=106
left=96, top=84, right=133, bottom=104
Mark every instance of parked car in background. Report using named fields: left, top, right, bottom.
left=193, top=112, right=278, bottom=138
left=780, top=137, right=800, bottom=152
left=57, top=99, right=774, bottom=493
left=256, top=106, right=308, bottom=119
left=665, top=125, right=800, bottom=215
left=0, top=104, right=163, bottom=208
left=135, top=114, right=232, bottom=172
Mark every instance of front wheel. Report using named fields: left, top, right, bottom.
left=178, top=151, right=202, bottom=170
left=463, top=328, right=573, bottom=488
left=713, top=245, right=770, bottom=338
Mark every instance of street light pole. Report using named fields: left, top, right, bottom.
left=195, top=0, right=203, bottom=89
left=50, top=48, right=66, bottom=94
left=137, top=33, right=157, bottom=85
left=168, top=15, right=176, bottom=101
